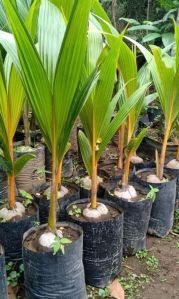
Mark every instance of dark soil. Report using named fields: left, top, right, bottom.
left=67, top=202, right=121, bottom=223
left=136, top=169, right=171, bottom=182
left=147, top=127, right=177, bottom=146
left=99, top=160, right=123, bottom=179
left=23, top=225, right=80, bottom=253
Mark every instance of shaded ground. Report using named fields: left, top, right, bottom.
left=87, top=211, right=179, bottom=299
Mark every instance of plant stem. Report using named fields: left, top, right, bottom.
left=128, top=117, right=133, bottom=143
left=48, top=120, right=57, bottom=231
left=8, top=139, right=15, bottom=209
left=118, top=124, right=125, bottom=169
left=122, top=153, right=131, bottom=188
left=159, top=122, right=171, bottom=180
left=23, top=100, right=31, bottom=146
left=112, top=0, right=117, bottom=29
left=176, top=140, right=179, bottom=162
left=48, top=155, right=58, bottom=232
left=91, top=113, right=97, bottom=209
left=57, top=160, right=62, bottom=190
left=155, top=149, right=159, bottom=178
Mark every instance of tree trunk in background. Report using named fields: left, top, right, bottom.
left=112, top=0, right=117, bottom=28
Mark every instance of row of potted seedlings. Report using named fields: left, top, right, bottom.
left=0, top=0, right=179, bottom=298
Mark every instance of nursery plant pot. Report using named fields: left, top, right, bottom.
left=36, top=196, right=54, bottom=225
left=36, top=183, right=80, bottom=224
left=0, top=201, right=38, bottom=261
left=45, top=146, right=73, bottom=179
left=147, top=107, right=161, bottom=123
left=131, top=160, right=155, bottom=172
left=15, top=144, right=46, bottom=194
left=105, top=185, right=152, bottom=256
left=98, top=159, right=123, bottom=181
left=66, top=198, right=123, bottom=288
left=0, top=167, right=8, bottom=201
left=79, top=170, right=111, bottom=199
left=140, top=137, right=177, bottom=158
left=0, top=245, right=8, bottom=299
left=13, top=130, right=25, bottom=144
left=135, top=168, right=176, bottom=237
left=80, top=184, right=105, bottom=199
left=165, top=167, right=179, bottom=210
left=58, top=183, right=80, bottom=221
left=23, top=222, right=87, bottom=299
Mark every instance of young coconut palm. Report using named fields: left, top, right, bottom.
left=3, top=0, right=98, bottom=243
left=0, top=54, right=34, bottom=220
left=125, top=23, right=179, bottom=182
left=117, top=46, right=151, bottom=169
left=149, top=23, right=179, bottom=181
left=78, top=24, right=150, bottom=219
left=166, top=115, right=179, bottom=169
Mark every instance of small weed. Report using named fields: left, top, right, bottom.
left=19, top=189, right=33, bottom=207
left=175, top=210, right=179, bottom=220
left=162, top=178, right=169, bottom=183
left=98, top=287, right=111, bottom=298
left=0, top=216, right=8, bottom=223
left=50, top=236, right=72, bottom=255
left=176, top=242, right=179, bottom=248
left=33, top=221, right=40, bottom=228
left=146, top=185, right=159, bottom=202
left=136, top=249, right=159, bottom=272
left=68, top=205, right=81, bottom=218
left=119, top=273, right=150, bottom=299
left=6, top=262, right=24, bottom=288
left=34, top=166, right=51, bottom=178
left=146, top=256, right=159, bottom=271
left=136, top=250, right=148, bottom=260
left=173, top=210, right=179, bottom=233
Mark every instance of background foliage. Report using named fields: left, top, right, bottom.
left=100, top=0, right=178, bottom=30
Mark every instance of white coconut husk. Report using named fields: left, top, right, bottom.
left=0, top=202, right=25, bottom=221
left=114, top=185, right=137, bottom=202
left=83, top=202, right=108, bottom=219
left=146, top=174, right=161, bottom=184
left=166, top=159, right=179, bottom=170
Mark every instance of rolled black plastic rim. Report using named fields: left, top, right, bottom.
left=23, top=222, right=87, bottom=299
left=135, top=168, right=176, bottom=238
left=105, top=190, right=152, bottom=256
left=0, top=245, right=8, bottom=299
left=0, top=203, right=38, bottom=262
left=66, top=198, right=124, bottom=288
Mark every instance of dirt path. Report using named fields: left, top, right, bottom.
left=87, top=212, right=179, bottom=299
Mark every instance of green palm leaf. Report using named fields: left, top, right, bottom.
left=3, top=0, right=95, bottom=229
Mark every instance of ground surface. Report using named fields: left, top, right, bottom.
left=12, top=213, right=178, bottom=299
left=87, top=211, right=179, bottom=299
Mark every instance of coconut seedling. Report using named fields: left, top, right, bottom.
left=166, top=116, right=179, bottom=170
left=3, top=0, right=98, bottom=249
left=148, top=23, right=179, bottom=182
left=117, top=41, right=157, bottom=170
left=78, top=24, right=150, bottom=219
left=2, top=2, right=99, bottom=297
left=112, top=45, right=153, bottom=200
left=0, top=54, right=35, bottom=221
left=126, top=23, right=179, bottom=182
